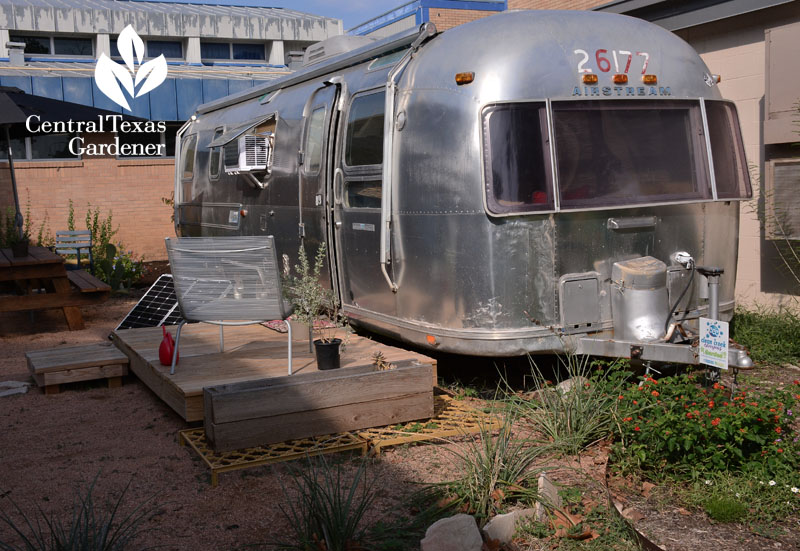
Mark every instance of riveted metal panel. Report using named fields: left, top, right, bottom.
left=149, top=78, right=178, bottom=121
left=33, top=6, right=55, bottom=32
left=31, top=76, right=63, bottom=100
left=54, top=7, right=74, bottom=33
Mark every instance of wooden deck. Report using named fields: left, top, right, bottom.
left=111, top=324, right=435, bottom=422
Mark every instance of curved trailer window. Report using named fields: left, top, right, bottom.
left=481, top=99, right=751, bottom=215
left=553, top=100, right=711, bottom=209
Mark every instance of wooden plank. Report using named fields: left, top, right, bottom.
left=0, top=288, right=107, bottom=313
left=67, top=270, right=111, bottom=293
left=0, top=262, right=67, bottom=282
left=208, top=362, right=432, bottom=424
left=52, top=276, right=84, bottom=330
left=206, top=391, right=433, bottom=452
left=41, top=364, right=128, bottom=386
left=26, top=342, right=129, bottom=373
left=111, top=332, right=190, bottom=420
left=4, top=246, right=62, bottom=266
left=0, top=249, right=10, bottom=267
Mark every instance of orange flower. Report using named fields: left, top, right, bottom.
left=708, top=401, right=715, bottom=408
left=775, top=427, right=782, bottom=434
left=711, top=418, right=721, bottom=426
left=651, top=391, right=659, bottom=397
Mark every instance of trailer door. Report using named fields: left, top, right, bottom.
left=299, top=83, right=341, bottom=296
left=332, top=89, right=396, bottom=317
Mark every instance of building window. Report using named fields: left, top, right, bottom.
left=9, top=35, right=93, bottom=57
left=200, top=41, right=266, bottom=62
left=147, top=40, right=182, bottom=59
left=0, top=129, right=79, bottom=161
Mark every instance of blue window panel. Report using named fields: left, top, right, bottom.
left=129, top=92, right=151, bottom=119
left=147, top=40, right=182, bottom=59
left=0, top=76, right=32, bottom=93
left=202, top=79, right=228, bottom=103
left=201, top=42, right=229, bottom=59
left=227, top=79, right=254, bottom=95
left=31, top=77, right=64, bottom=100
left=149, top=79, right=178, bottom=121
left=62, top=77, right=93, bottom=106
left=232, top=43, right=264, bottom=60
left=176, top=79, right=203, bottom=120
left=91, top=80, right=124, bottom=113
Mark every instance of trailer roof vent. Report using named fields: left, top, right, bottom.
left=302, top=35, right=376, bottom=67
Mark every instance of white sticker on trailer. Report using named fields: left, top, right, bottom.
left=699, top=317, right=729, bottom=370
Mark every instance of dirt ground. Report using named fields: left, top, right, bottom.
left=1, top=296, right=799, bottom=550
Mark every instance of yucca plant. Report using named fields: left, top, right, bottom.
left=512, top=354, right=627, bottom=456
left=0, top=476, right=160, bottom=551
left=273, top=456, right=375, bottom=551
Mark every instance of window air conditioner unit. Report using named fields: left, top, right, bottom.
left=224, top=134, right=272, bottom=174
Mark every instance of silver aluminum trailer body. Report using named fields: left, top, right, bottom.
left=174, top=11, right=752, bottom=363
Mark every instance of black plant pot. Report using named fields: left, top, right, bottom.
left=11, top=239, right=29, bottom=258
left=314, top=338, right=342, bottom=370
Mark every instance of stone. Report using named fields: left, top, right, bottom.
left=556, top=376, right=588, bottom=394
left=535, top=472, right=563, bottom=522
left=421, top=514, right=483, bottom=551
left=482, top=508, right=536, bottom=544
left=0, top=380, right=30, bottom=398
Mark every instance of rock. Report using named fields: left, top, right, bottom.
left=535, top=472, right=563, bottom=522
left=556, top=376, right=588, bottom=394
left=482, top=508, right=536, bottom=544
left=421, top=514, right=483, bottom=551
left=0, top=380, right=30, bottom=398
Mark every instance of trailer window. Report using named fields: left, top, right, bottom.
left=553, top=100, right=711, bottom=209
left=209, top=128, right=223, bottom=180
left=304, top=107, right=326, bottom=174
left=482, top=102, right=553, bottom=214
left=346, top=179, right=382, bottom=208
left=345, top=92, right=385, bottom=167
left=181, top=134, right=197, bottom=180
left=705, top=101, right=752, bottom=199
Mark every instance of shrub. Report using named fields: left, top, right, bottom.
left=611, top=375, right=800, bottom=476
left=732, top=307, right=800, bottom=365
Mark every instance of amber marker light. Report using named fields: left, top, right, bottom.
left=426, top=334, right=439, bottom=346
left=642, top=74, right=658, bottom=85
left=455, top=72, right=475, bottom=85
left=612, top=74, right=628, bottom=84
left=582, top=74, right=598, bottom=85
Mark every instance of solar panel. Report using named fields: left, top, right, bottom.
left=116, top=274, right=185, bottom=330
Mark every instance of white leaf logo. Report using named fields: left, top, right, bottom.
left=94, top=25, right=168, bottom=111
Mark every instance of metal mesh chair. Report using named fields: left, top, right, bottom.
left=165, top=235, right=293, bottom=375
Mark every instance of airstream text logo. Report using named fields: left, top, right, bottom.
left=572, top=86, right=671, bottom=97
left=94, top=25, right=168, bottom=111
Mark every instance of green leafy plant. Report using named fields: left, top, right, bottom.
left=96, top=244, right=144, bottom=291
left=611, top=375, right=800, bottom=476
left=273, top=456, right=375, bottom=551
left=703, top=496, right=747, bottom=523
left=732, top=307, right=800, bottom=365
left=286, top=242, right=347, bottom=343
left=433, top=414, right=542, bottom=526
left=0, top=476, right=160, bottom=551
left=512, top=355, right=628, bottom=456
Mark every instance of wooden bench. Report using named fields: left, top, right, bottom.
left=203, top=360, right=434, bottom=452
left=26, top=342, right=129, bottom=394
left=67, top=270, right=111, bottom=293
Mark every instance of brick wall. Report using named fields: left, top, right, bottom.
left=508, top=0, right=609, bottom=10
left=0, top=133, right=175, bottom=261
left=428, top=8, right=497, bottom=31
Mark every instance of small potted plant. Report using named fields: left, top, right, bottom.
left=287, top=241, right=348, bottom=370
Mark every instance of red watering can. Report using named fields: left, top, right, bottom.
left=159, top=326, right=178, bottom=366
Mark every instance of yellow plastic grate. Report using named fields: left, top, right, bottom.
left=357, top=395, right=502, bottom=455
left=179, top=429, right=368, bottom=487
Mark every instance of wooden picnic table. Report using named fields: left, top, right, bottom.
left=0, top=246, right=110, bottom=330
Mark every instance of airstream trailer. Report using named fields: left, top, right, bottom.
left=173, top=10, right=754, bottom=367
